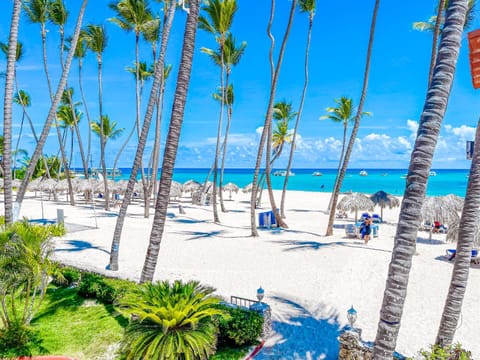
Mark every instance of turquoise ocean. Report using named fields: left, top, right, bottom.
left=106, top=168, right=470, bottom=197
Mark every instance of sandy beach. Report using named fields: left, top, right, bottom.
left=13, top=189, right=480, bottom=359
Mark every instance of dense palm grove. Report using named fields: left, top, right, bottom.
left=1, top=0, right=480, bottom=358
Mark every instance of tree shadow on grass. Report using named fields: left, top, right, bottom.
left=257, top=295, right=343, bottom=360
left=32, top=286, right=85, bottom=323
left=55, top=239, right=110, bottom=255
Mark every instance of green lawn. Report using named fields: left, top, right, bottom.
left=24, top=286, right=248, bottom=359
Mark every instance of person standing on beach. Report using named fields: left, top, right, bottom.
left=361, top=218, right=372, bottom=244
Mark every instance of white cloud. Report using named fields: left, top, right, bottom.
left=444, top=124, right=475, bottom=139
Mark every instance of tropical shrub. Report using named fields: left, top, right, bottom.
left=0, top=321, right=43, bottom=357
left=217, top=305, right=263, bottom=347
left=77, top=272, right=137, bottom=304
left=416, top=343, right=473, bottom=360
left=0, top=221, right=56, bottom=352
left=51, top=266, right=82, bottom=287
left=118, top=280, right=227, bottom=360
left=45, top=223, right=66, bottom=237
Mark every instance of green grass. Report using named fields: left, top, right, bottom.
left=29, top=286, right=125, bottom=360
left=211, top=345, right=251, bottom=359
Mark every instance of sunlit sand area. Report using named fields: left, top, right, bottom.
left=11, top=189, right=480, bottom=359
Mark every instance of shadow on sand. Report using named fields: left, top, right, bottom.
left=55, top=239, right=110, bottom=255
left=256, top=295, right=343, bottom=359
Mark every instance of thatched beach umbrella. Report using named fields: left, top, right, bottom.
left=337, top=192, right=375, bottom=222
left=183, top=179, right=201, bottom=194
left=370, top=190, right=400, bottom=220
left=242, top=183, right=254, bottom=193
left=170, top=181, right=183, bottom=199
left=223, top=182, right=239, bottom=200
left=421, top=195, right=462, bottom=226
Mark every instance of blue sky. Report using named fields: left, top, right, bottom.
left=1, top=0, right=479, bottom=170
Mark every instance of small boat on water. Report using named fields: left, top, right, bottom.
left=359, top=170, right=368, bottom=176
left=273, top=170, right=295, bottom=176
left=429, top=171, right=437, bottom=176
left=312, top=171, right=323, bottom=176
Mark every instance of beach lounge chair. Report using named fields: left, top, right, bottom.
left=336, top=210, right=348, bottom=219
left=446, top=249, right=479, bottom=261
left=372, top=214, right=382, bottom=223
left=345, top=224, right=358, bottom=238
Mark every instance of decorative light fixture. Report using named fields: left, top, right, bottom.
left=256, top=287, right=264, bottom=302
left=347, top=305, right=357, bottom=329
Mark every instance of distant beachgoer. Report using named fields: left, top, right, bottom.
left=361, top=218, right=372, bottom=244
left=321, top=184, right=325, bottom=189
left=433, top=221, right=441, bottom=233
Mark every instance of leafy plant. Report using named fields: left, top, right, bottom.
left=417, top=343, right=473, bottom=360
left=0, top=321, right=44, bottom=357
left=51, top=266, right=82, bottom=287
left=217, top=305, right=263, bottom=347
left=45, top=223, right=66, bottom=237
left=118, top=280, right=227, bottom=360
left=77, top=272, right=136, bottom=304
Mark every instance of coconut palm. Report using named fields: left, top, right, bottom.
left=48, top=0, right=69, bottom=67
left=373, top=1, right=468, bottom=357
left=436, top=120, right=480, bottom=347
left=119, top=280, right=226, bottom=359
left=91, top=115, right=124, bottom=145
left=12, top=91, right=31, bottom=179
left=2, top=0, right=22, bottom=225
left=324, top=0, right=378, bottom=237
left=199, top=0, right=238, bottom=224
left=139, top=0, right=200, bottom=283
left=413, top=0, right=476, bottom=87
left=280, top=0, right=315, bottom=219
left=109, top=0, right=177, bottom=272
left=204, top=34, right=246, bottom=213
left=82, top=23, right=109, bottom=209
left=249, top=0, right=297, bottom=235
left=57, top=102, right=83, bottom=168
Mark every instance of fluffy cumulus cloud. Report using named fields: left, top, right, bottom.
left=444, top=124, right=475, bottom=139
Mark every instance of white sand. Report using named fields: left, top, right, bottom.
left=13, top=190, right=480, bottom=359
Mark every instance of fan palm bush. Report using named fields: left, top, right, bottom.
left=118, top=280, right=227, bottom=359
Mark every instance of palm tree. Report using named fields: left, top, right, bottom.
left=16, top=0, right=88, bottom=208
left=48, top=0, right=69, bottom=68
left=198, top=0, right=238, bottom=224
left=118, top=280, right=226, bottom=359
left=91, top=115, right=124, bottom=145
left=249, top=0, right=297, bottom=235
left=321, top=97, right=370, bottom=211
left=324, top=0, right=378, bottom=237
left=12, top=91, right=31, bottom=179
left=2, top=0, right=22, bottom=225
left=203, top=33, right=246, bottom=212
left=373, top=0, right=468, bottom=357
left=435, top=119, right=480, bottom=347
left=57, top=102, right=83, bottom=169
left=109, top=0, right=177, bottom=272
left=413, top=0, right=476, bottom=87
left=280, top=0, right=315, bottom=219
left=139, top=0, right=200, bottom=283
left=82, top=24, right=110, bottom=209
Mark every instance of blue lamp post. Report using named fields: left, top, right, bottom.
left=347, top=305, right=357, bottom=329
left=257, top=287, right=264, bottom=302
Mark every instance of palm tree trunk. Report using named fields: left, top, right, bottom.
left=325, top=0, right=379, bottom=237
left=428, top=0, right=446, bottom=88
left=280, top=12, right=313, bottom=218
left=140, top=0, right=200, bottom=283
left=97, top=57, right=109, bottom=210
left=435, top=119, right=480, bottom=347
left=373, top=1, right=467, bottom=356
left=16, top=0, right=88, bottom=207
left=13, top=111, right=25, bottom=180
left=219, top=99, right=232, bottom=212
left=78, top=58, right=92, bottom=178
left=250, top=0, right=294, bottom=235
left=3, top=0, right=22, bottom=225
left=327, top=124, right=347, bottom=211
left=109, top=1, right=176, bottom=272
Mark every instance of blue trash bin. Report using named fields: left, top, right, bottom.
left=258, top=210, right=277, bottom=228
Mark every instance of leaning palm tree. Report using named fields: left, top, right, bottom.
left=436, top=119, right=480, bottom=347
left=198, top=0, right=238, bottom=224
left=16, top=0, right=88, bottom=211
left=250, top=0, right=297, bottom=234
left=119, top=280, right=226, bottom=359
left=82, top=24, right=109, bottom=209
left=109, top=0, right=177, bottom=272
left=324, top=0, right=378, bottom=237
left=3, top=0, right=22, bottom=225
left=373, top=0, right=468, bottom=357
left=280, top=0, right=315, bottom=219
left=139, top=0, right=200, bottom=283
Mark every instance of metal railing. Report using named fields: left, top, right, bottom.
left=230, top=295, right=257, bottom=309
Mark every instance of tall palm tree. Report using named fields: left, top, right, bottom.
left=280, top=0, right=315, bottom=219
left=12, top=91, right=31, bottom=179
left=91, top=115, right=124, bottom=145
left=198, top=0, right=238, bottom=224
left=57, top=102, right=83, bottom=168
left=66, top=34, right=92, bottom=177
left=16, top=0, right=88, bottom=207
left=203, top=33, right=246, bottom=212
left=435, top=119, right=480, bottom=347
left=321, top=97, right=370, bottom=211
left=249, top=0, right=296, bottom=235
left=118, top=280, right=226, bottom=359
left=140, top=0, right=201, bottom=283
left=109, top=0, right=177, bottom=272
left=3, top=0, right=22, bottom=225
left=83, top=24, right=110, bottom=209
left=324, top=0, right=379, bottom=237
left=373, top=0, right=467, bottom=357
left=109, top=0, right=154, bottom=217
left=413, top=0, right=476, bottom=88
left=48, top=0, right=69, bottom=68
